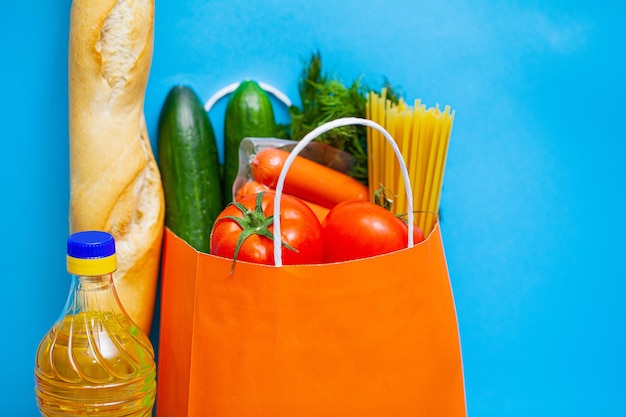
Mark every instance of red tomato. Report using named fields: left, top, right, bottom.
left=322, top=200, right=425, bottom=263
left=412, top=221, right=425, bottom=243
left=210, top=191, right=324, bottom=266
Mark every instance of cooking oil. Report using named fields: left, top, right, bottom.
left=34, top=231, right=156, bottom=416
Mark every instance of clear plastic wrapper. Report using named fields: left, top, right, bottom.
left=233, top=137, right=357, bottom=200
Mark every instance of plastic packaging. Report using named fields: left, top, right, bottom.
left=233, top=136, right=357, bottom=200
left=34, top=230, right=156, bottom=416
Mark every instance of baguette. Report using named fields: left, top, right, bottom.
left=68, top=0, right=164, bottom=334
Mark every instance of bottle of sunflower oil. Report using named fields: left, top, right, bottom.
left=34, top=230, right=156, bottom=416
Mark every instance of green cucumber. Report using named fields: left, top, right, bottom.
left=223, top=80, right=277, bottom=202
left=157, top=85, right=223, bottom=253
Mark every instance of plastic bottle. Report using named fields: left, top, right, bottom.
left=34, top=230, right=156, bottom=416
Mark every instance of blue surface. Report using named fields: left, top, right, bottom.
left=1, top=0, right=625, bottom=415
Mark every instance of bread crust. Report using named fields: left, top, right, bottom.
left=68, top=0, right=163, bottom=334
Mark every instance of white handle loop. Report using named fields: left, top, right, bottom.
left=204, top=80, right=292, bottom=112
left=272, top=117, right=414, bottom=266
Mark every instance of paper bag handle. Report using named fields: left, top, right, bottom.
left=272, top=117, right=414, bottom=266
left=204, top=80, right=292, bottom=112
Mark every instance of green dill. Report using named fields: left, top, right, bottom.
left=288, top=51, right=403, bottom=183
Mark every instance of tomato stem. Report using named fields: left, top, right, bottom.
left=373, top=185, right=395, bottom=211
left=396, top=209, right=439, bottom=222
left=216, top=192, right=297, bottom=273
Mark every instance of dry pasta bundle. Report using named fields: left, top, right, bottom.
left=366, top=90, right=455, bottom=236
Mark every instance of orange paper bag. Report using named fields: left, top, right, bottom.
left=156, top=118, right=466, bottom=416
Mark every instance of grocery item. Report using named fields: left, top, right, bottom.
left=367, top=89, right=454, bottom=235
left=224, top=80, right=278, bottom=202
left=250, top=147, right=368, bottom=208
left=234, top=179, right=272, bottom=201
left=35, top=231, right=156, bottom=416
left=210, top=191, right=324, bottom=268
left=322, top=200, right=425, bottom=263
left=158, top=85, right=223, bottom=253
left=235, top=179, right=330, bottom=222
left=67, top=0, right=164, bottom=334
left=155, top=118, right=466, bottom=416
left=289, top=51, right=370, bottom=182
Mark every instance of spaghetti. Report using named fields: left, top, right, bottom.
left=366, top=90, right=454, bottom=235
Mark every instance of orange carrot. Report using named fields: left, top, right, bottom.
left=235, top=179, right=330, bottom=222
left=250, top=148, right=368, bottom=209
left=297, top=199, right=330, bottom=223
left=235, top=179, right=270, bottom=201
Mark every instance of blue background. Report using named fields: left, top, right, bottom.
left=1, top=0, right=625, bottom=415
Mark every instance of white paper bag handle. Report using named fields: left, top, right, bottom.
left=204, top=80, right=292, bottom=112
left=272, top=117, right=415, bottom=266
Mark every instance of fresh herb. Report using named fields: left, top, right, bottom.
left=288, top=52, right=367, bottom=182
left=288, top=51, right=402, bottom=184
